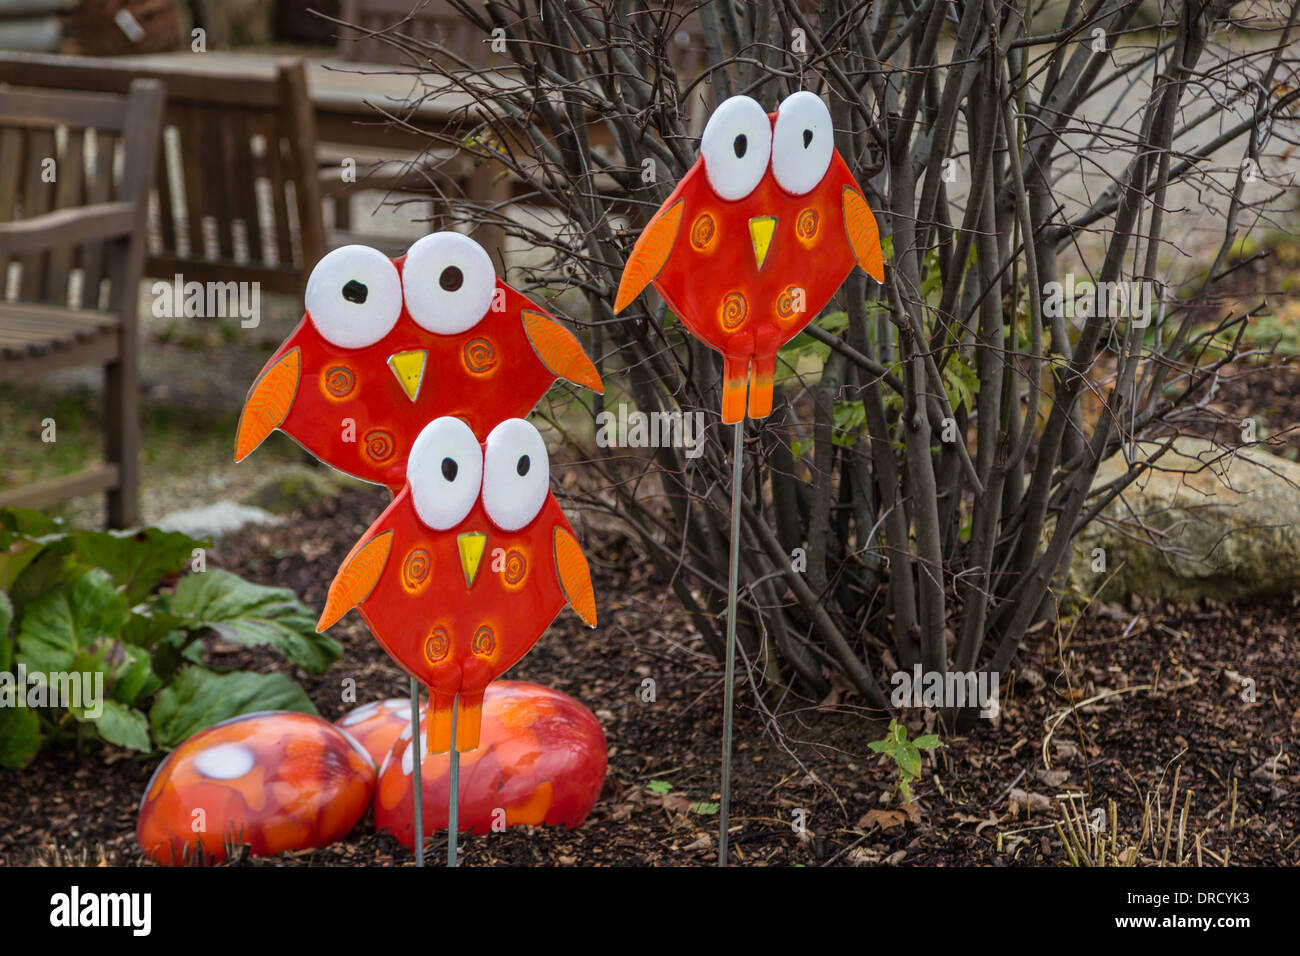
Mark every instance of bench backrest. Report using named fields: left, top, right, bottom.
left=0, top=78, right=163, bottom=312
left=0, top=53, right=325, bottom=296
left=336, top=1, right=710, bottom=90
left=336, top=0, right=505, bottom=67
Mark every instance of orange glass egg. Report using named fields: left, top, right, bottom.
left=335, top=698, right=425, bottom=767
left=136, top=711, right=376, bottom=865
left=373, top=681, right=606, bottom=848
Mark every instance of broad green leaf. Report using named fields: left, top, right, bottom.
left=67, top=639, right=157, bottom=706
left=121, top=604, right=185, bottom=649
left=0, top=537, right=44, bottom=593
left=913, top=734, right=942, bottom=750
left=70, top=528, right=206, bottom=605
left=149, top=666, right=316, bottom=749
left=647, top=780, right=672, bottom=795
left=16, top=569, right=129, bottom=673
left=168, top=570, right=340, bottom=674
left=690, top=801, right=720, bottom=815
left=0, top=506, right=60, bottom=541
left=151, top=630, right=204, bottom=684
left=111, top=643, right=161, bottom=704
left=0, top=592, right=12, bottom=672
left=7, top=547, right=84, bottom=620
left=867, top=739, right=889, bottom=753
left=80, top=698, right=151, bottom=752
left=898, top=744, right=922, bottom=779
left=0, top=703, right=41, bottom=768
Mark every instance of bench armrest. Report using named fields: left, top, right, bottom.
left=0, top=201, right=136, bottom=257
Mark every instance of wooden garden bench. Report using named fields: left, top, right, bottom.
left=0, top=79, right=165, bottom=527
left=0, top=52, right=326, bottom=296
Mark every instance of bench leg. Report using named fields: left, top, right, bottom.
left=105, top=349, right=140, bottom=529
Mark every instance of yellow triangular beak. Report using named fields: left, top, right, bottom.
left=457, top=532, right=487, bottom=588
left=749, top=216, right=776, bottom=270
left=387, top=349, right=427, bottom=402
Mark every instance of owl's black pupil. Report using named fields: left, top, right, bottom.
left=516, top=455, right=530, bottom=477
left=441, top=457, right=458, bottom=481
left=733, top=134, right=747, bottom=158
left=803, top=128, right=814, bottom=148
left=342, top=280, right=368, bottom=304
left=440, top=266, right=464, bottom=292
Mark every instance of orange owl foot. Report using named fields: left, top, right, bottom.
left=455, top=692, right=484, bottom=751
left=426, top=691, right=455, bottom=755
left=425, top=691, right=487, bottom=753
left=722, top=356, right=779, bottom=423
left=747, top=356, right=776, bottom=419
left=721, top=356, right=750, bottom=425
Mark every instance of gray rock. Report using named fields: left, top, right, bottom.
left=1070, top=438, right=1300, bottom=603
left=239, top=464, right=341, bottom=515
left=155, top=502, right=282, bottom=540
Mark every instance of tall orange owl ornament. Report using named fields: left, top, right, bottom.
left=315, top=414, right=597, bottom=866
left=614, top=91, right=885, bottom=866
left=614, top=91, right=883, bottom=423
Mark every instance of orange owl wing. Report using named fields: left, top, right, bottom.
left=614, top=199, right=684, bottom=314
left=553, top=527, right=596, bottom=627
left=843, top=187, right=884, bottom=283
left=317, top=530, right=393, bottom=631
left=521, top=310, right=604, bottom=393
left=235, top=347, right=300, bottom=462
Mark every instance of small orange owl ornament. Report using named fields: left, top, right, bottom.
left=316, top=416, right=596, bottom=755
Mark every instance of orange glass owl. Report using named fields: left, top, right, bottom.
left=316, top=416, right=596, bottom=756
left=236, top=232, right=602, bottom=492
left=615, top=91, right=884, bottom=423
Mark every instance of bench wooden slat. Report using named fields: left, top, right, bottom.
left=180, top=103, right=209, bottom=260
left=0, top=322, right=81, bottom=346
left=258, top=109, right=294, bottom=268
left=0, top=329, right=119, bottom=376
left=206, top=104, right=236, bottom=260
left=0, top=54, right=283, bottom=109
left=78, top=128, right=116, bottom=309
left=230, top=109, right=262, bottom=266
left=18, top=126, right=54, bottom=301
left=0, top=463, right=121, bottom=510
left=0, top=87, right=129, bottom=129
left=154, top=126, right=177, bottom=256
left=0, top=301, right=118, bottom=328
left=0, top=127, right=21, bottom=283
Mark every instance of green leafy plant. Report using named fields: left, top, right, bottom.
left=0, top=508, right=338, bottom=768
left=646, top=779, right=718, bottom=815
left=868, top=719, right=942, bottom=804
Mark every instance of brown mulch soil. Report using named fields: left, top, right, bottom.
left=1, top=483, right=1295, bottom=867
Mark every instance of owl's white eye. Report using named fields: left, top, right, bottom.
left=305, top=245, right=402, bottom=348
left=407, top=417, right=483, bottom=530
left=401, top=232, right=497, bottom=336
left=481, top=418, right=549, bottom=531
left=771, top=92, right=835, bottom=196
left=700, top=95, right=772, bottom=201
